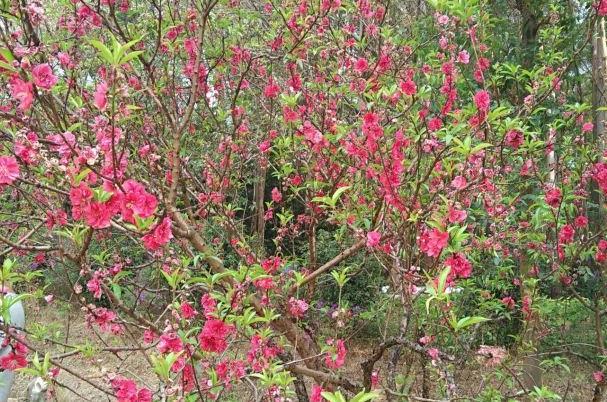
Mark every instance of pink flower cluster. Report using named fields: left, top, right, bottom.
left=0, top=337, right=28, bottom=371
left=0, top=156, right=19, bottom=185
left=288, top=297, right=309, bottom=318
left=247, top=334, right=282, bottom=372
left=110, top=377, right=152, bottom=402
left=444, top=253, right=472, bottom=279
left=198, top=318, right=234, bottom=353
left=324, top=338, right=347, bottom=369
left=419, top=227, right=449, bottom=258
left=68, top=178, right=172, bottom=251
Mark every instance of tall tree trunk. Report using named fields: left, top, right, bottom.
left=516, top=0, right=540, bottom=68
left=518, top=252, right=542, bottom=393
left=513, top=0, right=543, bottom=394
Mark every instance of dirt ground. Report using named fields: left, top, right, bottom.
left=6, top=302, right=597, bottom=401
left=9, top=302, right=157, bottom=401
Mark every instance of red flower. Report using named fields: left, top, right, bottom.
left=545, top=187, right=562, bottom=208
left=558, top=224, right=575, bottom=244
left=444, top=253, right=472, bottom=279
left=120, top=180, right=158, bottom=223
left=310, top=385, right=324, bottom=402
left=261, top=256, right=282, bottom=274
left=142, top=217, right=173, bottom=251
left=263, top=82, right=281, bottom=98
left=9, top=77, right=34, bottom=111
left=111, top=377, right=152, bottom=402
left=366, top=230, right=381, bottom=248
left=428, top=117, right=443, bottom=132
left=32, top=63, right=58, bottom=90
left=271, top=187, right=282, bottom=203
left=198, top=318, right=234, bottom=353
left=574, top=215, right=588, bottom=228
left=0, top=156, right=20, bottom=185
left=0, top=351, right=27, bottom=370
left=180, top=302, right=197, bottom=319
left=157, top=332, right=184, bottom=354
left=501, top=296, right=515, bottom=310
left=85, top=201, right=113, bottom=229
left=474, top=90, right=491, bottom=112
left=419, top=228, right=449, bottom=258
left=288, top=297, right=309, bottom=318
left=354, top=57, right=368, bottom=73
left=504, top=130, right=524, bottom=148
left=400, top=79, right=417, bottom=96
left=94, top=81, right=108, bottom=111
left=324, top=339, right=346, bottom=369
left=451, top=176, right=467, bottom=190
left=448, top=207, right=467, bottom=223
left=594, top=371, right=606, bottom=383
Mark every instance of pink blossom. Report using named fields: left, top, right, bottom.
left=474, top=90, right=491, bottom=112
left=427, top=348, right=440, bottom=360
left=271, top=187, right=282, bottom=203
left=0, top=351, right=27, bottom=370
left=582, top=122, right=594, bottom=133
left=594, top=371, right=606, bottom=383
left=10, top=77, right=34, bottom=111
left=444, top=253, right=472, bottom=278
left=574, top=215, right=588, bottom=228
left=86, top=275, right=102, bottom=298
left=428, top=117, right=443, bottom=132
left=157, top=332, right=184, bottom=354
left=458, top=50, right=470, bottom=64
left=310, top=385, right=324, bottom=402
left=85, top=201, right=113, bottom=229
left=504, top=130, right=524, bottom=148
left=198, top=319, right=234, bottom=353
left=451, top=176, right=467, bottom=190
left=448, top=206, right=467, bottom=223
left=366, top=230, right=381, bottom=248
left=0, top=156, right=20, bottom=185
left=545, top=187, right=562, bottom=208
left=476, top=345, right=507, bottom=367
left=142, top=217, right=173, bottom=251
left=94, top=81, right=109, bottom=111
left=120, top=180, right=158, bottom=223
left=419, top=228, right=449, bottom=258
left=558, top=224, right=575, bottom=244
left=288, top=297, right=309, bottom=318
left=263, top=82, right=280, bottom=98
left=324, top=339, right=347, bottom=369
left=32, top=63, right=58, bottom=89
left=110, top=377, right=152, bottom=402
left=261, top=256, right=281, bottom=274
left=400, top=79, right=417, bottom=96
left=501, top=296, right=515, bottom=310
left=180, top=302, right=197, bottom=319
left=354, top=57, right=368, bottom=73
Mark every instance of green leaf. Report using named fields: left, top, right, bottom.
left=350, top=390, right=380, bottom=402
left=74, top=168, right=91, bottom=186
left=89, top=39, right=114, bottom=64
left=331, top=186, right=351, bottom=206
left=437, top=266, right=451, bottom=295
left=120, top=51, right=144, bottom=64
left=454, top=316, right=489, bottom=332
